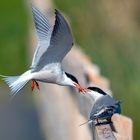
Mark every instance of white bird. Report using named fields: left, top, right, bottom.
left=81, top=87, right=121, bottom=125
left=0, top=6, right=85, bottom=96
left=82, top=87, right=121, bottom=124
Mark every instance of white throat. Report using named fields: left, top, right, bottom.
left=87, top=90, right=104, bottom=102
left=57, top=73, right=75, bottom=87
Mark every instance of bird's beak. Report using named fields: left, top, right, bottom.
left=74, top=83, right=89, bottom=94
left=80, top=88, right=90, bottom=94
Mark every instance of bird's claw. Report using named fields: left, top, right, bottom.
left=31, top=80, right=35, bottom=91
left=35, top=80, right=40, bottom=90
left=31, top=80, right=40, bottom=91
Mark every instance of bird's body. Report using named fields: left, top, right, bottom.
left=31, top=63, right=62, bottom=83
left=1, top=5, right=84, bottom=96
left=85, top=87, right=121, bottom=124
left=31, top=63, right=74, bottom=86
left=89, top=95, right=121, bottom=121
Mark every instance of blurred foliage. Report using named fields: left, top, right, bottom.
left=0, top=0, right=28, bottom=75
left=0, top=0, right=140, bottom=139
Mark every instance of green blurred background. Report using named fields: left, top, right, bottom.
left=0, top=0, right=140, bottom=139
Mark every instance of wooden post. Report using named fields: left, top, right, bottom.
left=91, top=114, right=133, bottom=140
left=94, top=123, right=116, bottom=140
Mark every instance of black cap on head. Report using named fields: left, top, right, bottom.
left=87, top=87, right=107, bottom=95
left=65, top=72, right=79, bottom=84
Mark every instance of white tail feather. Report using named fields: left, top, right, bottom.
left=0, top=70, right=32, bottom=96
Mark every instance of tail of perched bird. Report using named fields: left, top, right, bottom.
left=0, top=70, right=32, bottom=96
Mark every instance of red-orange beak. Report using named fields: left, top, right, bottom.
left=74, top=83, right=89, bottom=94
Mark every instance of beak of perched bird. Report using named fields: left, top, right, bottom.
left=74, top=83, right=89, bottom=93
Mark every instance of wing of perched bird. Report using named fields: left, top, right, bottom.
left=31, top=6, right=73, bottom=71
left=90, top=95, right=121, bottom=120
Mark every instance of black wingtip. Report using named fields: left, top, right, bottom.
left=54, top=9, right=63, bottom=19
left=54, top=9, right=60, bottom=18
left=54, top=9, right=58, bottom=12
left=54, top=9, right=60, bottom=14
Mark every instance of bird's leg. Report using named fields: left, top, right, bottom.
left=96, top=119, right=99, bottom=124
left=31, top=80, right=35, bottom=91
left=35, top=81, right=40, bottom=90
left=31, top=80, right=40, bottom=91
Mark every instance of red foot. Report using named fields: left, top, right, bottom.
left=31, top=80, right=35, bottom=91
left=35, top=81, right=40, bottom=90
left=31, top=80, right=40, bottom=91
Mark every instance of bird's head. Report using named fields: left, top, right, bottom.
left=65, top=72, right=87, bottom=93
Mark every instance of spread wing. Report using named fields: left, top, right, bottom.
left=31, top=6, right=53, bottom=69
left=31, top=6, right=74, bottom=72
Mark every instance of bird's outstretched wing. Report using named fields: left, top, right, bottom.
left=31, top=6, right=53, bottom=69
left=31, top=6, right=73, bottom=72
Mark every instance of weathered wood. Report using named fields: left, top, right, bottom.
left=95, top=123, right=116, bottom=140
left=93, top=114, right=133, bottom=140
left=112, top=114, right=133, bottom=140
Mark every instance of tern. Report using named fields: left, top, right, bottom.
left=0, top=6, right=85, bottom=96
left=80, top=87, right=121, bottom=125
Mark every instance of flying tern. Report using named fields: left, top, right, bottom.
left=0, top=6, right=86, bottom=96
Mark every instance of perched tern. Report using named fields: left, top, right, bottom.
left=81, top=87, right=121, bottom=125
left=0, top=6, right=85, bottom=96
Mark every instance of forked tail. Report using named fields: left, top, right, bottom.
left=0, top=70, right=31, bottom=96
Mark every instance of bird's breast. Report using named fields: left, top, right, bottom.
left=32, top=70, right=59, bottom=83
